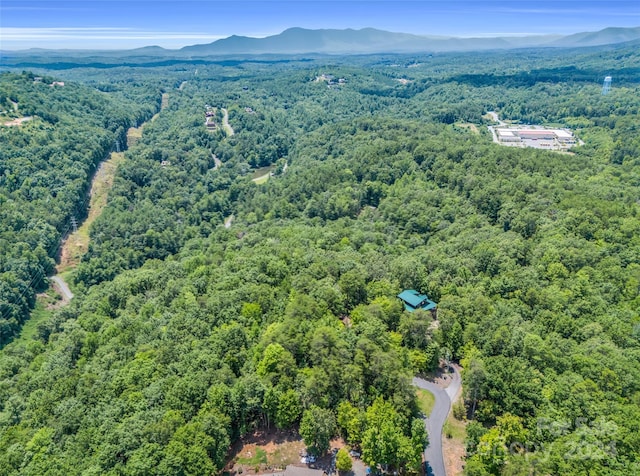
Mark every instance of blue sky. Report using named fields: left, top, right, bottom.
left=1, top=1, right=639, bottom=50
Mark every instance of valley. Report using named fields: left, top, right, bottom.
left=1, top=38, right=639, bottom=476
left=55, top=152, right=125, bottom=275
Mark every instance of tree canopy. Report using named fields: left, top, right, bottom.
left=1, top=42, right=640, bottom=475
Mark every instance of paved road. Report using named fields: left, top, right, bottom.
left=487, top=111, right=505, bottom=144
left=486, top=111, right=505, bottom=126
left=413, top=367, right=461, bottom=476
left=51, top=275, right=74, bottom=301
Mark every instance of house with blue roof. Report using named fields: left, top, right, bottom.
left=397, top=290, right=437, bottom=316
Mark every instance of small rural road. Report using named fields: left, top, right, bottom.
left=413, top=367, right=461, bottom=476
left=212, top=153, right=222, bottom=170
left=51, top=276, right=74, bottom=301
left=487, top=111, right=505, bottom=144
left=487, top=111, right=505, bottom=126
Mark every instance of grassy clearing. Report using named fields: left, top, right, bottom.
left=128, top=127, right=143, bottom=138
left=251, top=165, right=275, bottom=181
left=251, top=165, right=273, bottom=178
left=221, top=108, right=234, bottom=136
left=18, top=301, right=52, bottom=342
left=127, top=126, right=143, bottom=147
left=455, top=123, right=479, bottom=134
left=237, top=448, right=268, bottom=465
left=57, top=152, right=125, bottom=274
left=444, top=413, right=467, bottom=440
left=416, top=388, right=436, bottom=416
left=443, top=410, right=467, bottom=475
left=253, top=174, right=271, bottom=185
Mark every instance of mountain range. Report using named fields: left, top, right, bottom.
left=4, top=26, right=640, bottom=58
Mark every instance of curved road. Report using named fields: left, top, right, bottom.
left=487, top=111, right=505, bottom=126
left=51, top=275, right=74, bottom=301
left=487, top=111, right=506, bottom=144
left=413, top=367, right=461, bottom=476
left=212, top=153, right=222, bottom=170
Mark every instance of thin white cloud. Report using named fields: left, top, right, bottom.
left=2, top=27, right=221, bottom=40
left=457, top=32, right=553, bottom=38
left=1, top=27, right=224, bottom=41
left=493, top=7, right=640, bottom=15
left=2, top=27, right=132, bottom=33
left=0, top=27, right=226, bottom=49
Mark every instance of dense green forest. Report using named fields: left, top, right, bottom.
left=0, top=72, right=160, bottom=345
left=1, top=41, right=639, bottom=476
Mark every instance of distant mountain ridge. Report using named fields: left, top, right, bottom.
left=173, top=26, right=640, bottom=55
left=550, top=26, right=640, bottom=47
left=4, top=26, right=640, bottom=58
left=179, top=27, right=563, bottom=55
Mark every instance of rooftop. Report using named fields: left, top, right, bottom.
left=497, top=129, right=515, bottom=135
left=398, top=290, right=437, bottom=312
left=554, top=130, right=573, bottom=138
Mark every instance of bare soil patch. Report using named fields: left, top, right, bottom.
left=226, top=430, right=347, bottom=476
left=443, top=423, right=466, bottom=475
left=443, top=370, right=466, bottom=476
left=3, top=116, right=33, bottom=127
left=36, top=288, right=65, bottom=311
left=226, top=429, right=305, bottom=474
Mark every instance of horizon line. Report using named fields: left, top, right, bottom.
left=1, top=24, right=639, bottom=52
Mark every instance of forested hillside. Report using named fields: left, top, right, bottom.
left=1, top=44, right=639, bottom=475
left=0, top=72, right=160, bottom=345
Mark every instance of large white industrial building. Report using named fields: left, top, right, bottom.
left=494, top=127, right=577, bottom=149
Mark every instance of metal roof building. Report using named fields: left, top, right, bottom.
left=398, top=290, right=437, bottom=313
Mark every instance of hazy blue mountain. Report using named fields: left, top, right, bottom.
left=0, top=45, right=171, bottom=59
left=180, top=28, right=431, bottom=55
left=2, top=26, right=639, bottom=60
left=179, top=27, right=564, bottom=55
left=551, top=26, right=640, bottom=47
